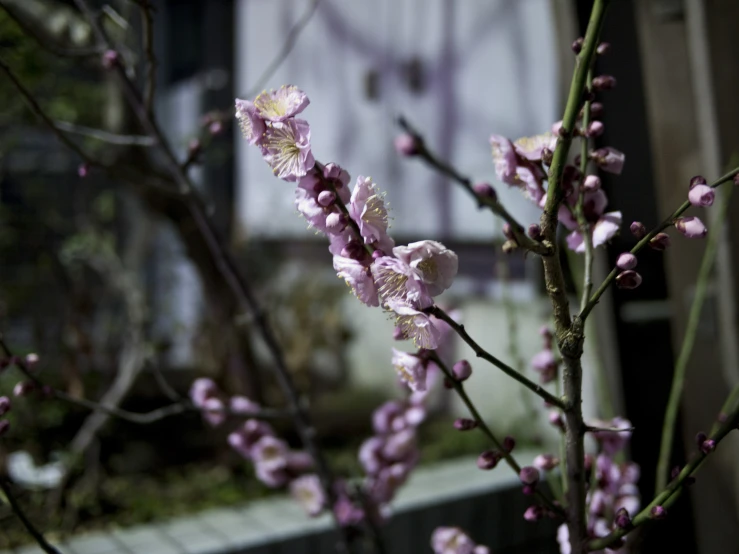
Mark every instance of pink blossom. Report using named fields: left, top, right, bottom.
left=490, top=134, right=518, bottom=185
left=262, top=118, right=314, bottom=181
left=229, top=395, right=260, bottom=415
left=393, top=240, right=458, bottom=297
left=566, top=211, right=622, bottom=253
left=322, top=163, right=351, bottom=203
left=372, top=256, right=431, bottom=308
left=675, top=216, right=707, bottom=238
left=590, top=417, right=633, bottom=455
left=531, top=349, right=558, bottom=383
left=235, top=99, right=266, bottom=145
left=534, top=454, right=560, bottom=471
left=369, top=463, right=411, bottom=504
left=290, top=474, right=326, bottom=516
left=382, top=428, right=417, bottom=462
left=253, top=85, right=309, bottom=122
left=557, top=524, right=571, bottom=554
left=286, top=451, right=314, bottom=472
left=391, top=349, right=427, bottom=392
left=349, top=176, right=391, bottom=245
left=592, top=146, right=625, bottom=174
left=228, top=419, right=274, bottom=458
left=359, top=436, right=386, bottom=475
left=333, top=494, right=365, bottom=527
left=688, top=184, right=715, bottom=207
left=513, top=132, right=557, bottom=162
left=333, top=255, right=379, bottom=307
left=255, top=462, right=290, bottom=488
left=387, top=299, right=441, bottom=350
left=250, top=435, right=289, bottom=471
left=189, top=378, right=219, bottom=407
left=394, top=133, right=419, bottom=156
left=295, top=173, right=329, bottom=234
left=431, top=527, right=476, bottom=554
left=201, top=397, right=226, bottom=427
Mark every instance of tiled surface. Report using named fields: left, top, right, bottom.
left=2, top=452, right=546, bottom=554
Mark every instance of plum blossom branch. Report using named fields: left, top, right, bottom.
left=655, top=185, right=734, bottom=492
left=397, top=116, right=552, bottom=256
left=588, top=395, right=739, bottom=551
left=426, top=306, right=565, bottom=409
left=0, top=480, right=60, bottom=554
left=580, top=166, right=739, bottom=321
left=429, top=352, right=564, bottom=517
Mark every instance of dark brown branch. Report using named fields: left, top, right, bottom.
left=0, top=479, right=60, bottom=553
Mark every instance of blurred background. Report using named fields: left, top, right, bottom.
left=0, top=0, right=738, bottom=553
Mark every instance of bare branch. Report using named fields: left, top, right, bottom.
left=52, top=120, right=155, bottom=145
left=0, top=480, right=60, bottom=554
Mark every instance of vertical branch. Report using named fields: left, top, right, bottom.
left=0, top=480, right=60, bottom=554
left=576, top=70, right=595, bottom=314
left=139, top=0, right=156, bottom=115
left=538, top=1, right=611, bottom=552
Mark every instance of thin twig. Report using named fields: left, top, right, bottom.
left=580, top=167, right=739, bottom=321
left=576, top=70, right=595, bottom=314
left=53, top=120, right=155, bottom=145
left=139, top=0, right=156, bottom=115
left=427, top=306, right=566, bottom=409
left=0, top=479, right=60, bottom=554
left=397, top=116, right=551, bottom=256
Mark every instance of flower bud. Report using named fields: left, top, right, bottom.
left=503, top=436, right=516, bottom=453
left=454, top=418, right=477, bottom=431
left=208, top=121, right=224, bottom=136
left=548, top=410, right=564, bottom=430
left=477, top=450, right=502, bottom=470
left=0, top=419, right=8, bottom=437
left=596, top=42, right=611, bottom=55
left=519, top=466, right=540, bottom=486
left=675, top=216, right=707, bottom=238
left=591, top=147, right=625, bottom=174
left=541, top=147, right=553, bottom=165
left=452, top=360, right=472, bottom=381
left=616, top=252, right=637, bottom=270
left=630, top=221, right=647, bottom=239
left=587, top=121, right=604, bottom=137
left=502, top=223, right=515, bottom=241
left=592, top=75, right=617, bottom=91
left=690, top=175, right=707, bottom=189
left=524, top=505, right=543, bottom=521
left=590, top=102, right=604, bottom=119
left=572, top=37, right=584, bottom=54
left=649, top=233, right=671, bottom=251
left=527, top=224, right=542, bottom=241
left=688, top=184, right=715, bottom=207
left=317, top=190, right=336, bottom=207
left=78, top=163, right=90, bottom=178
left=615, top=508, right=632, bottom=529
left=650, top=505, right=667, bottom=520
left=616, top=270, right=642, bottom=290
left=552, top=120, right=566, bottom=137
left=102, top=50, right=119, bottom=69
left=394, top=133, right=419, bottom=156
left=326, top=212, right=348, bottom=234
left=473, top=182, right=497, bottom=200
left=13, top=381, right=33, bottom=397
left=582, top=175, right=601, bottom=192
left=533, top=454, right=559, bottom=471
left=0, top=396, right=10, bottom=416
left=699, top=438, right=716, bottom=454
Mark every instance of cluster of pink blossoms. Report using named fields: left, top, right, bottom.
left=431, top=526, right=490, bottom=554
left=236, top=85, right=458, bottom=351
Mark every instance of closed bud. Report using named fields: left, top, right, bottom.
left=452, top=360, right=472, bottom=381
left=689, top=175, right=707, bottom=189
left=616, top=252, right=637, bottom=270
left=572, top=37, right=584, bottom=54
left=527, top=224, right=542, bottom=240
left=503, top=436, right=516, bottom=452
left=24, top=353, right=37, bottom=366
left=650, top=505, right=667, bottom=520
left=533, top=454, right=559, bottom=471
left=101, top=50, right=119, bottom=69
left=13, top=381, right=33, bottom=397
left=541, top=147, right=553, bottom=165
left=454, top=418, right=477, bottom=431
left=477, top=450, right=502, bottom=470
left=675, top=216, right=707, bottom=238
left=317, top=190, right=336, bottom=207
left=592, top=75, right=617, bottom=91
left=394, top=133, right=419, bottom=156
left=630, top=221, right=647, bottom=239
left=519, top=466, right=540, bottom=486
left=326, top=212, right=348, bottom=234
left=688, top=184, right=715, bottom=207
left=590, top=102, right=604, bottom=119
left=615, top=508, right=632, bottom=529
left=649, top=233, right=671, bottom=251
left=548, top=410, right=564, bottom=430
left=616, top=270, right=642, bottom=290
left=596, top=42, right=611, bottom=55
left=583, top=175, right=601, bottom=191
left=473, top=182, right=497, bottom=200
left=700, top=438, right=716, bottom=454
left=524, top=505, right=543, bottom=522
left=587, top=121, right=604, bottom=137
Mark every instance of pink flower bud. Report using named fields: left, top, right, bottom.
left=592, top=75, right=617, bottom=90
left=317, top=190, right=336, bottom=207
left=13, top=381, right=33, bottom=397
left=524, top=505, right=543, bottom=521
left=533, top=454, right=560, bottom=471
left=519, top=466, right=540, bottom=486
left=650, top=505, right=667, bottom=520
left=502, top=223, right=514, bottom=241
left=548, top=410, right=564, bottom=430
left=597, top=42, right=611, bottom=55
left=452, top=360, right=472, bottom=381
left=675, top=217, right=707, bottom=238
left=583, top=175, right=601, bottom=191
left=616, top=252, right=637, bottom=270
left=649, top=232, right=671, bottom=251
left=78, top=163, right=90, bottom=178
left=591, top=147, right=625, bottom=174
left=615, top=508, right=632, bottom=529
left=552, top=120, right=565, bottom=136
left=477, top=450, right=502, bottom=470
left=688, top=184, right=715, bottom=207
left=394, top=133, right=419, bottom=156
left=454, top=418, right=477, bottom=431
left=571, top=38, right=584, bottom=54
left=208, top=121, right=224, bottom=136
left=630, top=221, right=647, bottom=238
left=0, top=396, right=10, bottom=416
left=0, top=419, right=8, bottom=436
left=527, top=224, right=542, bottom=240
left=473, top=182, right=497, bottom=200
left=690, top=175, right=707, bottom=188
left=326, top=212, right=348, bottom=234
left=102, top=50, right=119, bottom=69
left=700, top=438, right=716, bottom=454
left=590, top=102, right=604, bottom=119
left=587, top=121, right=604, bottom=137
left=503, top=436, right=516, bottom=452
left=616, top=270, right=642, bottom=290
